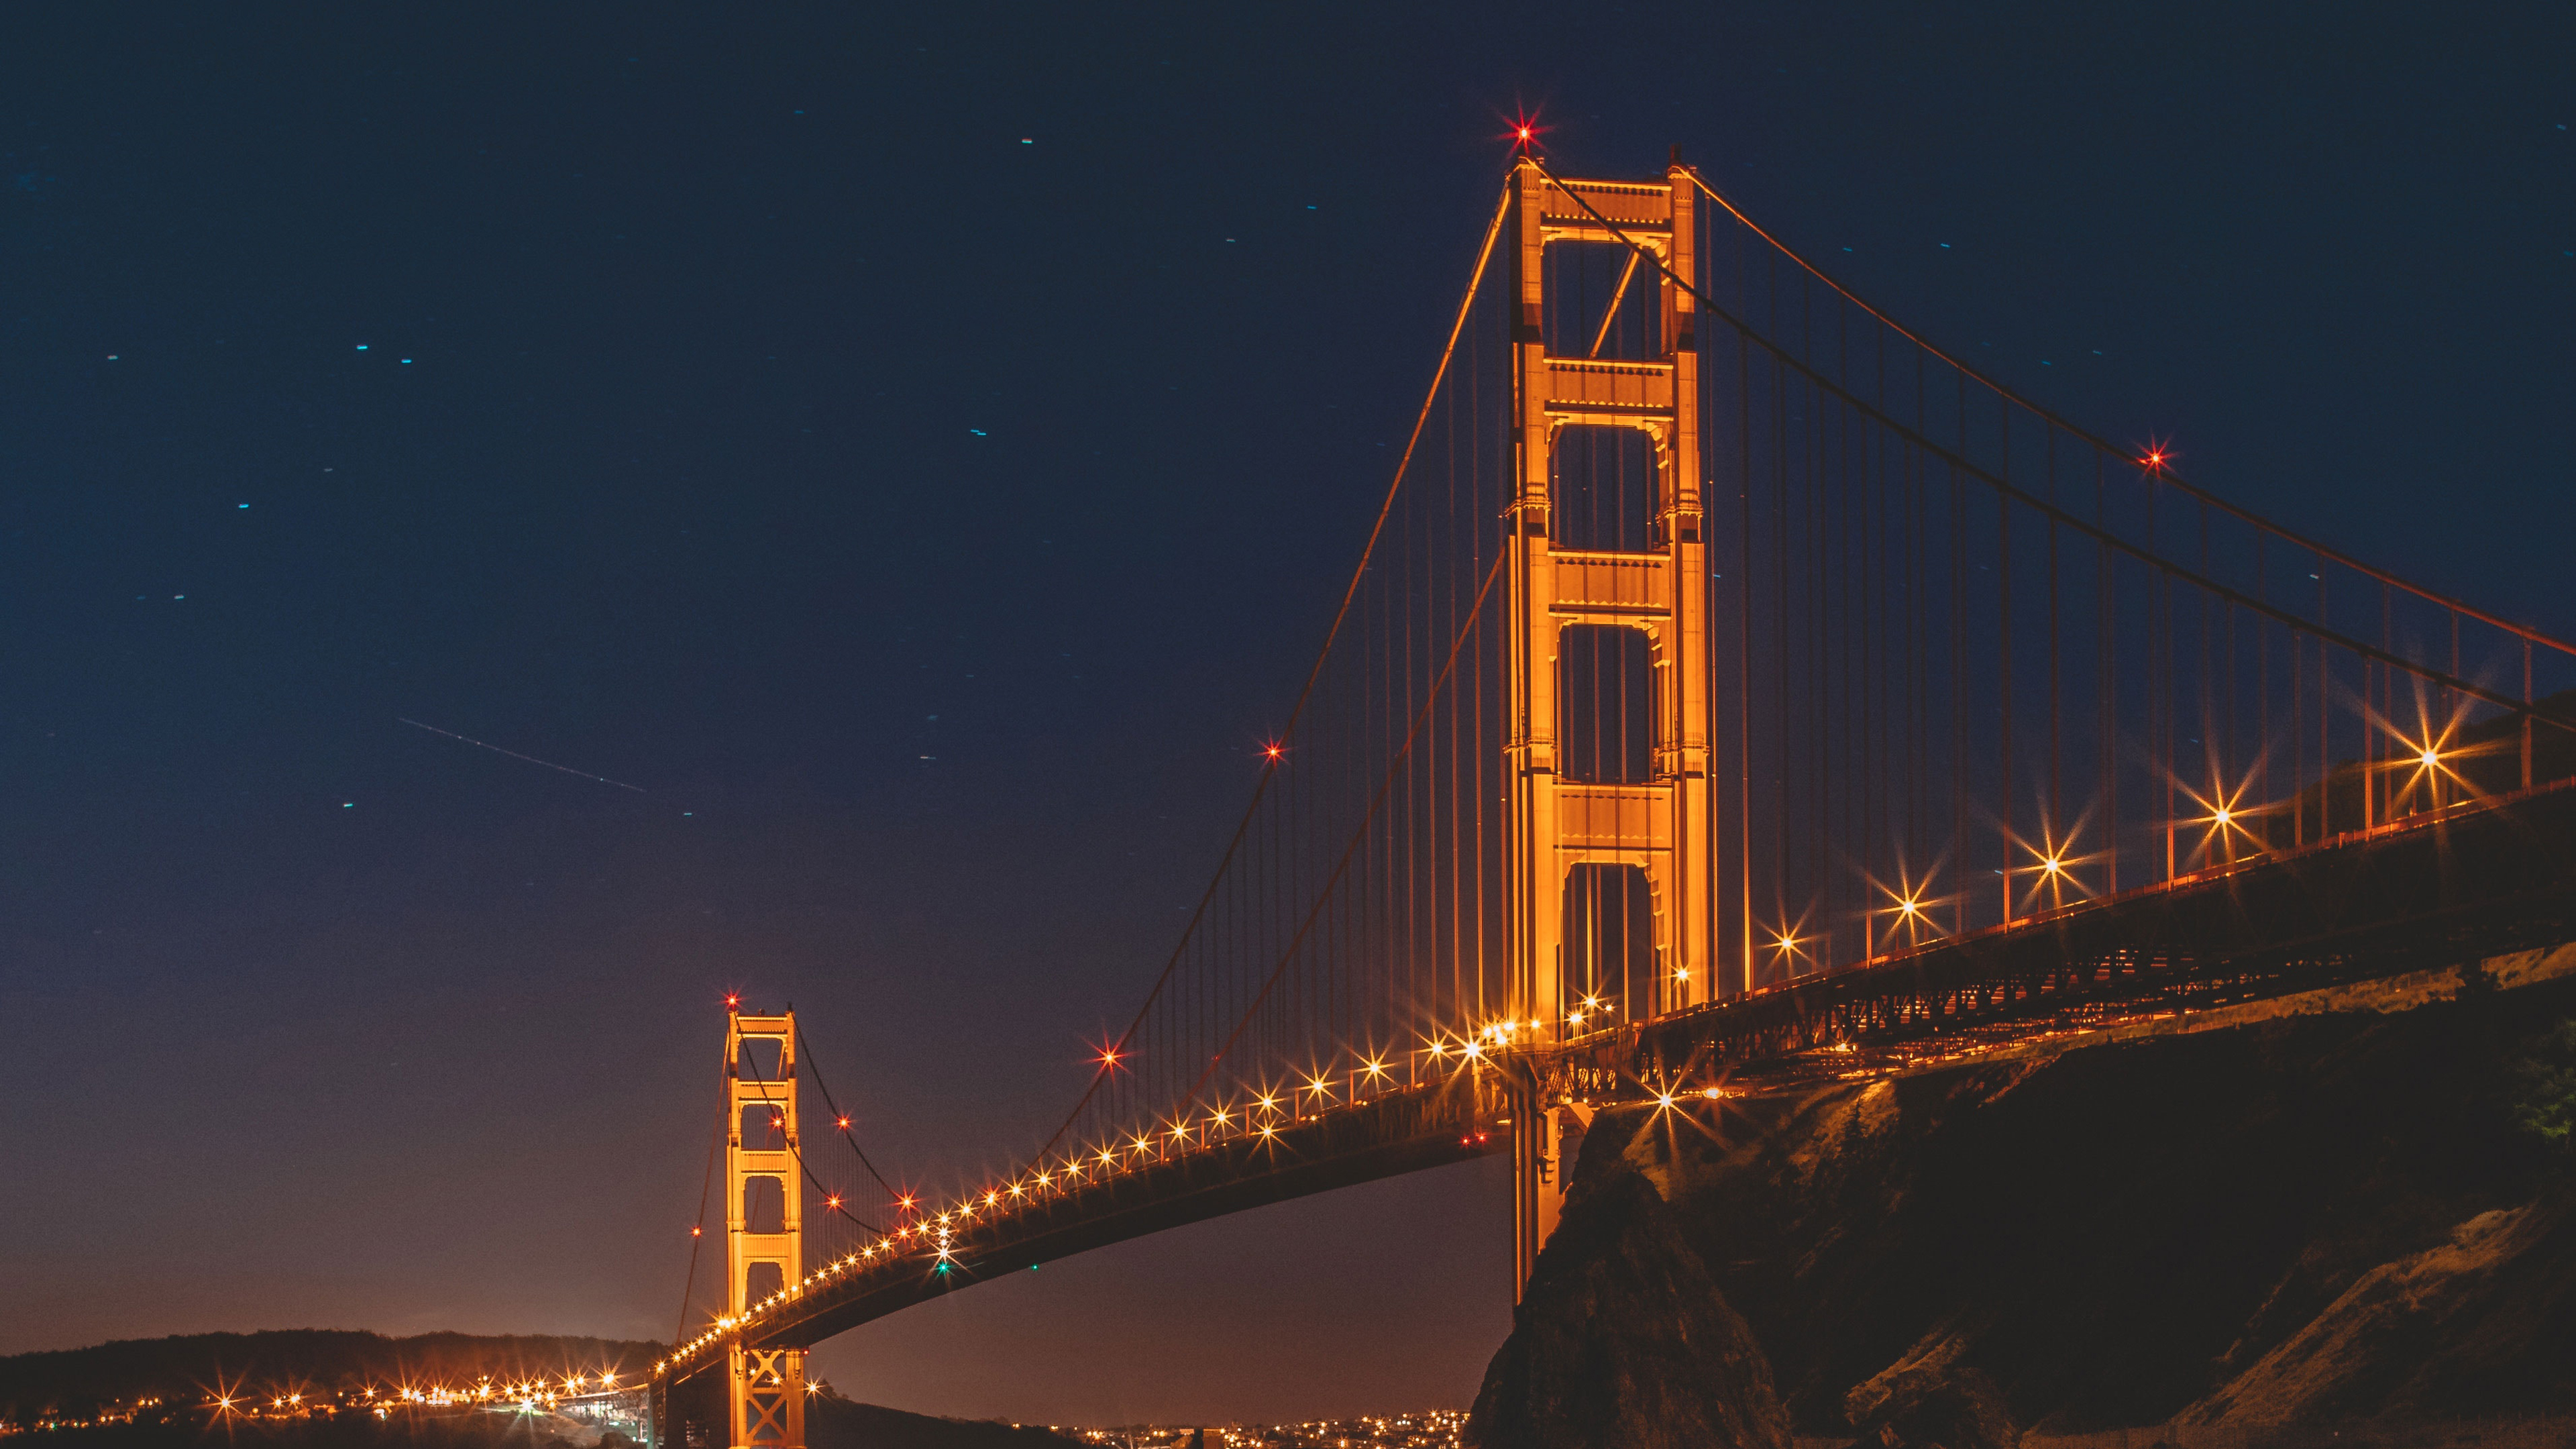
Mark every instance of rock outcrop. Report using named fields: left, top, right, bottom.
left=1470, top=959, right=2576, bottom=1438
left=1468, top=1169, right=1793, bottom=1449
left=2178, top=1187, right=2576, bottom=1426
left=1842, top=1334, right=2019, bottom=1449
left=1846, top=1366, right=2017, bottom=1449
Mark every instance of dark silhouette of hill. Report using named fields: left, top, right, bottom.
left=0, top=1332, right=659, bottom=1422
left=1471, top=950, right=2576, bottom=1443
left=807, top=1387, right=1085, bottom=1449
left=1, top=1333, right=1084, bottom=1449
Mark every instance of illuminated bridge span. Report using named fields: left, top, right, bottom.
left=649, top=156, right=2576, bottom=1449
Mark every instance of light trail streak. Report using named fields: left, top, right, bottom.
left=397, top=718, right=647, bottom=792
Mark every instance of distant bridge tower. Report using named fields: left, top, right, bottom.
left=1505, top=158, right=1713, bottom=1296
left=724, top=1008, right=805, bottom=1449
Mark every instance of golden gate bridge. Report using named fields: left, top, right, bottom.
left=645, top=156, right=2576, bottom=1449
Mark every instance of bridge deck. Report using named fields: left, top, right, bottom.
left=657, top=781, right=2576, bottom=1385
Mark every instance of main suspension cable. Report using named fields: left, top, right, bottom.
left=736, top=1038, right=888, bottom=1237
left=1026, top=179, right=1516, bottom=1167
left=1676, top=170, right=2576, bottom=657
left=673, top=1061, right=724, bottom=1344
left=1173, top=546, right=1511, bottom=1120
left=1534, top=160, right=2576, bottom=733
left=794, top=1026, right=904, bottom=1201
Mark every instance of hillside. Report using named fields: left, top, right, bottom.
left=1470, top=944, right=2576, bottom=1444
left=0, top=1333, right=1082, bottom=1449
left=0, top=1332, right=659, bottom=1424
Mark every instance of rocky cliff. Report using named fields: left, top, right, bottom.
left=1469, top=949, right=2576, bottom=1445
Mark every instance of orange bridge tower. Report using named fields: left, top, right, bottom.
left=724, top=1008, right=806, bottom=1449
left=1505, top=158, right=1714, bottom=1295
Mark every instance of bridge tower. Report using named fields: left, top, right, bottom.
left=724, top=1008, right=806, bottom=1449
left=1505, top=158, right=1713, bottom=1296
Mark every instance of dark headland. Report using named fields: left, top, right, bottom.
left=1466, top=947, right=2576, bottom=1447
left=0, top=1333, right=1078, bottom=1449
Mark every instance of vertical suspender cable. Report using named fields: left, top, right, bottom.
left=2097, top=451, right=2114, bottom=891
left=1997, top=409, right=2012, bottom=922
left=674, top=1081, right=724, bottom=1346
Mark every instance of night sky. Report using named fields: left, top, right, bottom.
left=5, top=0, right=2571, bottom=1428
